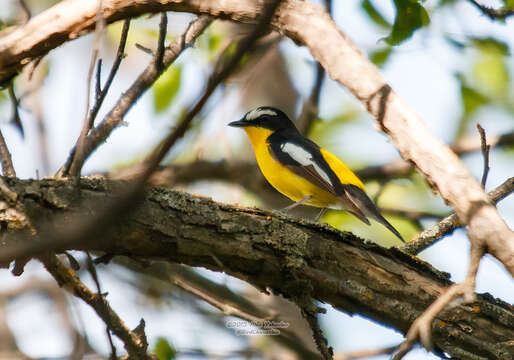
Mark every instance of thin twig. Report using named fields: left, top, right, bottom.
left=135, top=43, right=154, bottom=55
left=356, top=130, right=514, bottom=181
left=335, top=345, right=398, bottom=360
left=467, top=0, right=514, bottom=20
left=57, top=16, right=211, bottom=178
left=86, top=252, right=117, bottom=359
left=476, top=124, right=490, bottom=187
left=68, top=0, right=106, bottom=177
left=140, top=0, right=283, bottom=177
left=95, top=59, right=102, bottom=101
left=156, top=13, right=167, bottom=70
left=304, top=311, right=333, bottom=360
left=393, top=244, right=483, bottom=359
left=174, top=278, right=265, bottom=324
left=296, top=0, right=330, bottom=135
left=7, top=83, right=24, bottom=138
left=41, top=254, right=149, bottom=359
left=399, top=177, right=514, bottom=254
left=90, top=19, right=130, bottom=123
left=0, top=129, right=16, bottom=177
left=17, top=0, right=31, bottom=24
left=1, top=1, right=281, bottom=262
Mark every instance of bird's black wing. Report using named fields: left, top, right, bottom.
left=267, top=131, right=342, bottom=196
left=267, top=131, right=371, bottom=223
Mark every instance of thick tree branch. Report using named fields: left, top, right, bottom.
left=0, top=177, right=513, bottom=359
left=1, top=3, right=514, bottom=275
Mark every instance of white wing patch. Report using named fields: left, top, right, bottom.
left=246, top=108, right=277, bottom=121
left=281, top=143, right=332, bottom=185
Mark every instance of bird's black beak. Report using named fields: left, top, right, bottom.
left=228, top=118, right=247, bottom=127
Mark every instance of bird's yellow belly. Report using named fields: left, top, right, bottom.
left=253, top=140, right=338, bottom=208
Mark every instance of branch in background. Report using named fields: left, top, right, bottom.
left=0, top=278, right=96, bottom=359
left=476, top=124, right=490, bottom=187
left=40, top=254, right=150, bottom=359
left=467, top=0, right=514, bottom=20
left=67, top=0, right=110, bottom=177
left=335, top=345, right=397, bottom=360
left=1, top=2, right=514, bottom=277
left=119, top=260, right=322, bottom=359
left=0, top=129, right=15, bottom=177
left=297, top=61, right=325, bottom=135
left=400, top=177, right=514, bottom=255
left=2, top=2, right=281, bottom=268
left=356, top=130, right=514, bottom=181
left=109, top=129, right=514, bottom=188
left=7, top=83, right=24, bottom=138
left=303, top=311, right=333, bottom=360
left=0, top=177, right=512, bottom=359
left=296, top=0, right=330, bottom=135
left=141, top=0, right=283, bottom=180
left=17, top=0, right=31, bottom=24
left=393, top=243, right=484, bottom=359
left=57, top=15, right=212, bottom=177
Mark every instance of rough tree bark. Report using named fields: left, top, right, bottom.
left=1, top=0, right=511, bottom=275
left=0, top=177, right=512, bottom=360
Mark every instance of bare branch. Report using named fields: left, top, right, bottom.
left=0, top=129, right=15, bottom=177
left=92, top=19, right=130, bottom=122
left=156, top=13, right=168, bottom=70
left=17, top=0, right=31, bottom=24
left=57, top=15, right=212, bottom=177
left=303, top=311, right=333, bottom=360
left=467, top=0, right=514, bottom=20
left=141, top=0, right=283, bottom=180
left=400, top=177, right=514, bottom=255
left=68, top=0, right=106, bottom=177
left=7, top=83, right=23, bottom=138
left=476, top=123, right=490, bottom=187
left=393, top=244, right=484, bottom=359
left=40, top=254, right=150, bottom=359
left=335, top=345, right=397, bottom=360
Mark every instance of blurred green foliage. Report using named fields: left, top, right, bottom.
left=361, top=0, right=392, bottom=29
left=154, top=337, right=176, bottom=360
left=385, top=0, right=430, bottom=45
left=153, top=65, right=182, bottom=113
left=471, top=37, right=510, bottom=99
left=370, top=47, right=393, bottom=66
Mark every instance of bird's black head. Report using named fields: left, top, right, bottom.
left=228, top=106, right=297, bottom=132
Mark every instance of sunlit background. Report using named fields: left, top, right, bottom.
left=0, top=0, right=513, bottom=359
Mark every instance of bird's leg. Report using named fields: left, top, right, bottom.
left=314, top=208, right=327, bottom=222
left=282, top=196, right=312, bottom=212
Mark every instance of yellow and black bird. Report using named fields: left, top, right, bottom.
left=228, top=106, right=404, bottom=242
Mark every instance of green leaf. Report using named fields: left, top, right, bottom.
left=471, top=38, right=509, bottom=98
left=154, top=337, right=176, bottom=360
left=153, top=65, right=182, bottom=113
left=370, top=47, right=393, bottom=66
left=384, top=0, right=430, bottom=45
left=473, top=54, right=509, bottom=98
left=460, top=83, right=489, bottom=117
left=501, top=0, right=514, bottom=8
left=471, top=37, right=510, bottom=55
left=361, top=0, right=392, bottom=29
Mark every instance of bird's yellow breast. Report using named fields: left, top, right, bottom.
left=243, top=127, right=365, bottom=208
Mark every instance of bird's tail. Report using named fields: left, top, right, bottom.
left=342, top=185, right=405, bottom=243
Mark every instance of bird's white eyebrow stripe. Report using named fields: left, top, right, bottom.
left=281, top=142, right=332, bottom=185
left=246, top=108, right=277, bottom=120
